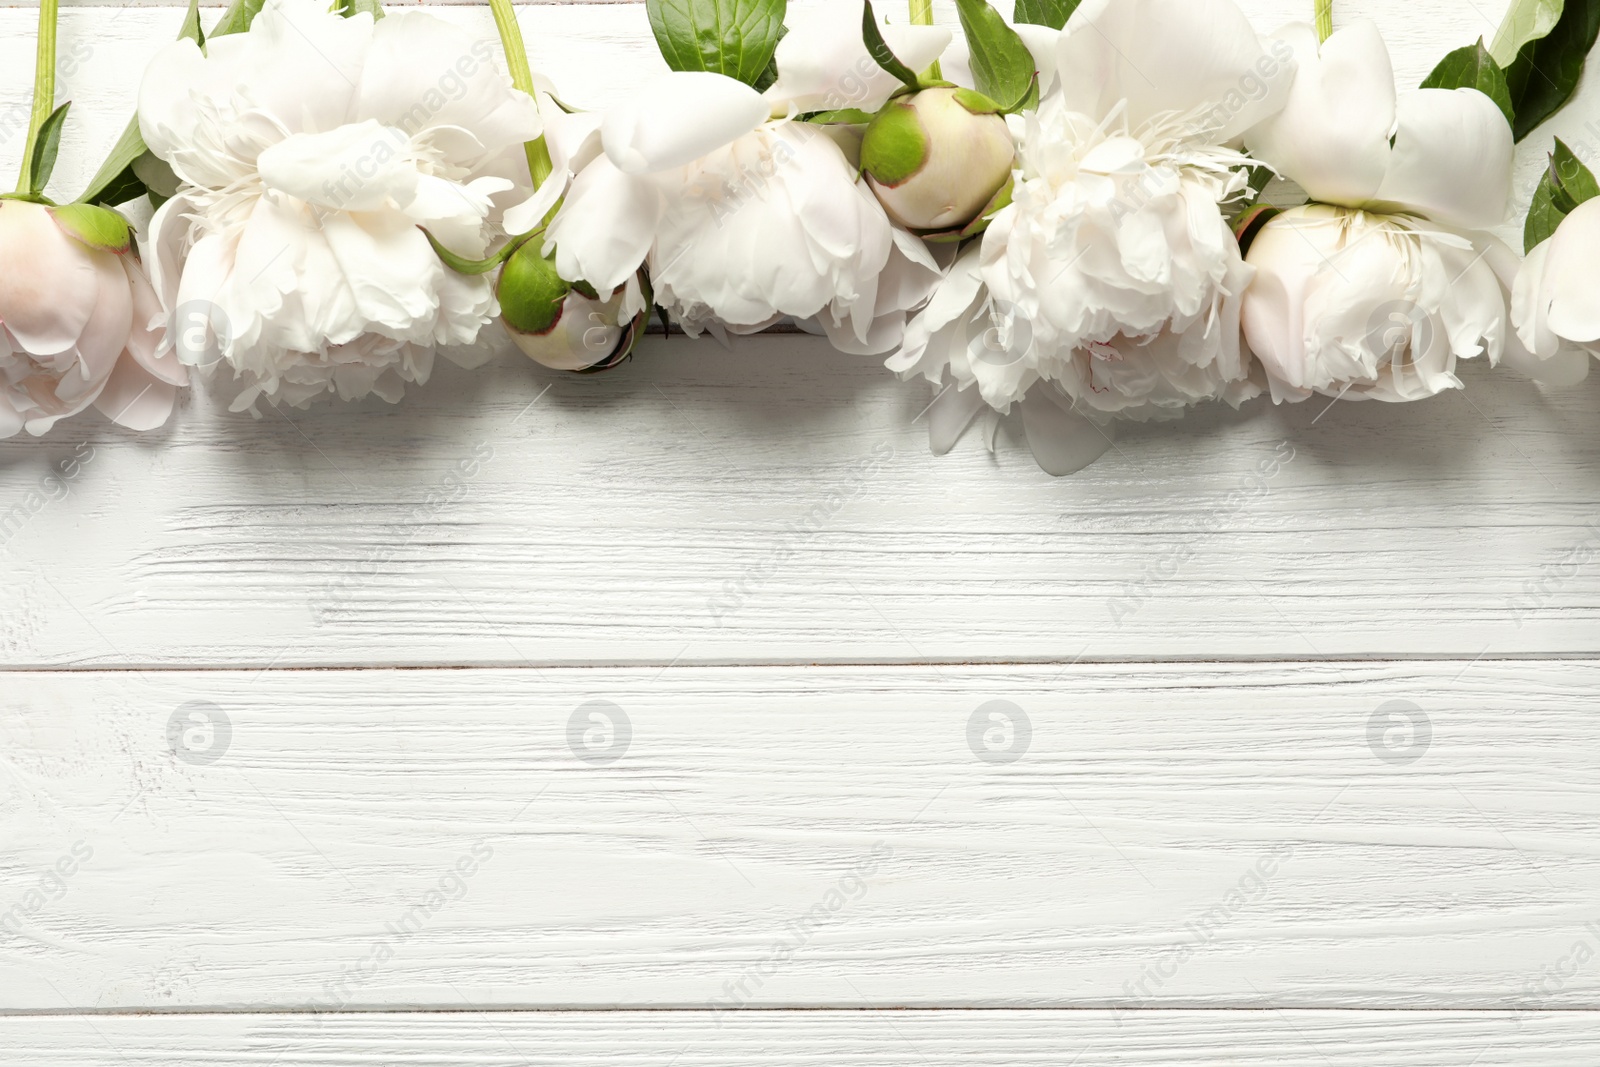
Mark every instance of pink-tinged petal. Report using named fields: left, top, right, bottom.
left=1541, top=198, right=1600, bottom=343
left=93, top=354, right=179, bottom=431
left=0, top=393, right=23, bottom=438
left=1245, top=22, right=1393, bottom=208
left=68, top=252, right=138, bottom=394
left=1371, top=88, right=1513, bottom=230
left=603, top=72, right=769, bottom=174
left=122, top=257, right=189, bottom=387
left=1057, top=0, right=1296, bottom=140
left=0, top=201, right=99, bottom=356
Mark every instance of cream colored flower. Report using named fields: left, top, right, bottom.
left=138, top=0, right=541, bottom=411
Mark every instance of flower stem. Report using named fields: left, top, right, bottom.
left=907, top=0, right=942, bottom=81
left=1314, top=0, right=1333, bottom=42
left=487, top=0, right=553, bottom=191
left=15, top=0, right=58, bottom=195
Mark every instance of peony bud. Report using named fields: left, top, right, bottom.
left=860, top=87, right=1015, bottom=232
left=0, top=199, right=186, bottom=437
left=497, top=242, right=641, bottom=372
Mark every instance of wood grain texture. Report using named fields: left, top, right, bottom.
left=2, top=0, right=1598, bottom=668
left=5, top=1010, right=1600, bottom=1066
left=4, top=663, right=1598, bottom=1012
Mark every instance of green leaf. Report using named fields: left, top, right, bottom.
left=27, top=101, right=71, bottom=197
left=646, top=0, right=787, bottom=89
left=1013, top=0, right=1078, bottom=29
left=860, top=0, right=922, bottom=90
left=1525, top=169, right=1568, bottom=251
left=1523, top=138, right=1600, bottom=250
left=1549, top=136, right=1600, bottom=209
left=76, top=0, right=267, bottom=207
left=209, top=0, right=268, bottom=38
left=336, top=0, right=385, bottom=17
left=76, top=117, right=148, bottom=207
left=1505, top=0, right=1600, bottom=140
left=804, top=108, right=877, bottom=124
left=1420, top=39, right=1514, bottom=127
left=955, top=0, right=1038, bottom=113
left=48, top=202, right=132, bottom=253
left=1489, top=0, right=1564, bottom=66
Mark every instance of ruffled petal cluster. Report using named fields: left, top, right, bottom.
left=1241, top=21, right=1515, bottom=402
left=137, top=0, right=541, bottom=411
left=544, top=2, right=948, bottom=356
left=890, top=0, right=1294, bottom=437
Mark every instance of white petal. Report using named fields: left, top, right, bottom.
left=603, top=72, right=770, bottom=174
left=358, top=11, right=542, bottom=164
left=926, top=381, right=987, bottom=456
left=1540, top=198, right=1600, bottom=343
left=545, top=155, right=660, bottom=292
left=256, top=121, right=420, bottom=212
left=764, top=4, right=951, bottom=114
left=1020, top=388, right=1114, bottom=476
left=1056, top=0, right=1295, bottom=139
left=1244, top=21, right=1394, bottom=208
left=1371, top=88, right=1513, bottom=230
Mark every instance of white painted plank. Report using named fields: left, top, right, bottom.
left=4, top=662, right=1599, bottom=1012
left=4, top=0, right=1600, bottom=669
left=4, top=1010, right=1600, bottom=1066
left=4, top=340, right=1600, bottom=667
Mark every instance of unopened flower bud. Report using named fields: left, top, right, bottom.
left=498, top=243, right=639, bottom=372
left=860, top=87, right=1015, bottom=232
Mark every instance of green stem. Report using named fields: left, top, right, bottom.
left=908, top=0, right=942, bottom=81
left=487, top=0, right=554, bottom=191
left=15, top=0, right=59, bottom=195
left=1314, top=0, right=1333, bottom=42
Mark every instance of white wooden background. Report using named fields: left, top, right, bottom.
left=4, top=0, right=1600, bottom=1063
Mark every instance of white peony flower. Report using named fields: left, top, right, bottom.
left=888, top=0, right=1294, bottom=472
left=1510, top=198, right=1600, bottom=388
left=1241, top=21, right=1515, bottom=403
left=137, top=0, right=542, bottom=411
left=0, top=201, right=187, bottom=437
left=543, top=2, right=950, bottom=356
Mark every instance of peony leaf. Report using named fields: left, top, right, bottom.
left=48, top=202, right=132, bottom=253
left=1523, top=138, right=1600, bottom=251
left=646, top=0, right=787, bottom=89
left=859, top=0, right=923, bottom=91
left=1489, top=0, right=1564, bottom=66
left=955, top=0, right=1038, bottom=113
left=1504, top=0, right=1600, bottom=140
left=335, top=0, right=385, bottom=19
left=804, top=108, right=877, bottom=125
left=26, top=101, right=71, bottom=198
left=77, top=0, right=265, bottom=207
left=1013, top=0, right=1078, bottom=29
left=1420, top=40, right=1514, bottom=128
